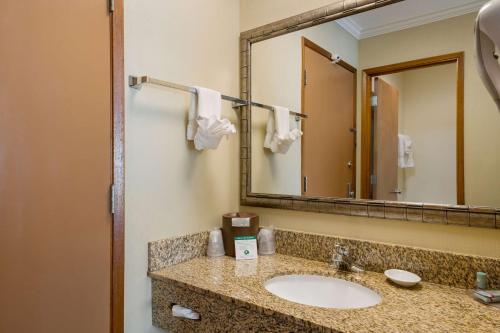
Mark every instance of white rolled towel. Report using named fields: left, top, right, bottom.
left=398, top=134, right=414, bottom=168
left=187, top=86, right=236, bottom=151
left=264, top=106, right=302, bottom=154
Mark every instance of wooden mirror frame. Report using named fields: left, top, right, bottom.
left=239, top=0, right=499, bottom=229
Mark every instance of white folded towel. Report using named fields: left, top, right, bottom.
left=187, top=86, right=236, bottom=151
left=264, top=106, right=302, bottom=154
left=398, top=134, right=414, bottom=168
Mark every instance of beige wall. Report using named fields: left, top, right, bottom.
left=251, top=21, right=358, bottom=195
left=241, top=0, right=500, bottom=258
left=122, top=2, right=500, bottom=332
left=381, top=65, right=457, bottom=204
left=360, top=13, right=500, bottom=207
left=394, top=64, right=457, bottom=204
left=124, top=1, right=240, bottom=332
left=240, top=0, right=339, bottom=31
left=247, top=207, right=500, bottom=257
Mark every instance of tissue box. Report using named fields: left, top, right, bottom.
left=221, top=212, right=259, bottom=257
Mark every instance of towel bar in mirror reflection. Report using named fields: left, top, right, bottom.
left=239, top=0, right=500, bottom=228
left=128, top=75, right=308, bottom=119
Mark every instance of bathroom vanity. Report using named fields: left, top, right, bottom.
left=148, top=230, right=500, bottom=333
left=150, top=255, right=499, bottom=332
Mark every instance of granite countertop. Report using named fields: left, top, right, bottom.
left=149, top=254, right=499, bottom=333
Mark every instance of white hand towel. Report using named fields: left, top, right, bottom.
left=263, top=115, right=275, bottom=150
left=187, top=86, right=236, bottom=150
left=194, top=118, right=235, bottom=150
left=398, top=134, right=414, bottom=168
left=264, top=106, right=302, bottom=154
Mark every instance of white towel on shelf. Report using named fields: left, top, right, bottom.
left=264, top=106, right=302, bottom=154
left=187, top=86, right=236, bottom=151
left=398, top=134, right=414, bottom=168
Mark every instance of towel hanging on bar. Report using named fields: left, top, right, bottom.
left=264, top=106, right=302, bottom=154
left=187, top=86, right=236, bottom=151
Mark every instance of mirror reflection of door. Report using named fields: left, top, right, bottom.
left=367, top=61, right=461, bottom=205
left=301, top=37, right=356, bottom=198
left=372, top=78, right=399, bottom=200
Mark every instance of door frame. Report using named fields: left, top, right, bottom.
left=360, top=52, right=465, bottom=205
left=300, top=37, right=357, bottom=196
left=111, top=1, right=125, bottom=332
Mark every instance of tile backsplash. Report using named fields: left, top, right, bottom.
left=148, top=231, right=208, bottom=272
left=274, top=229, right=500, bottom=289
left=148, top=228, right=499, bottom=289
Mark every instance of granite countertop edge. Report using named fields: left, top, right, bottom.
left=148, top=270, right=331, bottom=332
left=148, top=255, right=499, bottom=333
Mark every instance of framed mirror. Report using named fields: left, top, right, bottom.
left=240, top=0, right=500, bottom=228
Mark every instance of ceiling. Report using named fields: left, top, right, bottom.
left=336, top=0, right=488, bottom=39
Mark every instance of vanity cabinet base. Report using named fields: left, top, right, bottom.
left=151, top=279, right=318, bottom=333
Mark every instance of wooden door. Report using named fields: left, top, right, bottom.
left=0, top=1, right=113, bottom=332
left=373, top=78, right=399, bottom=200
left=302, top=39, right=356, bottom=198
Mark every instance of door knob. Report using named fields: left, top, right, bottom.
left=347, top=160, right=353, bottom=168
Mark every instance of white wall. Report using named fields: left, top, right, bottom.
left=251, top=21, right=358, bottom=195
left=124, top=1, right=240, bottom=332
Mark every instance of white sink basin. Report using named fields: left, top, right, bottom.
left=264, top=274, right=381, bottom=309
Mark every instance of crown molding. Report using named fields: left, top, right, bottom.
left=337, top=0, right=486, bottom=40
left=336, top=16, right=363, bottom=39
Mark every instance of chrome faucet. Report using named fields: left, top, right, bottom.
left=331, top=244, right=365, bottom=273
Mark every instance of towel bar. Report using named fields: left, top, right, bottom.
left=129, top=75, right=307, bottom=119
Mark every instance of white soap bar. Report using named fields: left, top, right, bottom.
left=234, top=236, right=258, bottom=260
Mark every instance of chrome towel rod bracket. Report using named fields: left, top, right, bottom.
left=129, top=75, right=149, bottom=90
left=128, top=75, right=307, bottom=119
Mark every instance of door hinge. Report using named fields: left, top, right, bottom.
left=303, top=176, right=308, bottom=193
left=109, top=0, right=115, bottom=13
left=304, top=70, right=307, bottom=86
left=371, top=95, right=378, bottom=107
left=370, top=174, right=377, bottom=185
left=110, top=184, right=115, bottom=214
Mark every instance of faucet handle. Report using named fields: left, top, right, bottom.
left=334, top=243, right=349, bottom=256
left=330, top=253, right=342, bottom=268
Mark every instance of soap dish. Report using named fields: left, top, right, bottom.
left=384, top=269, right=421, bottom=287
